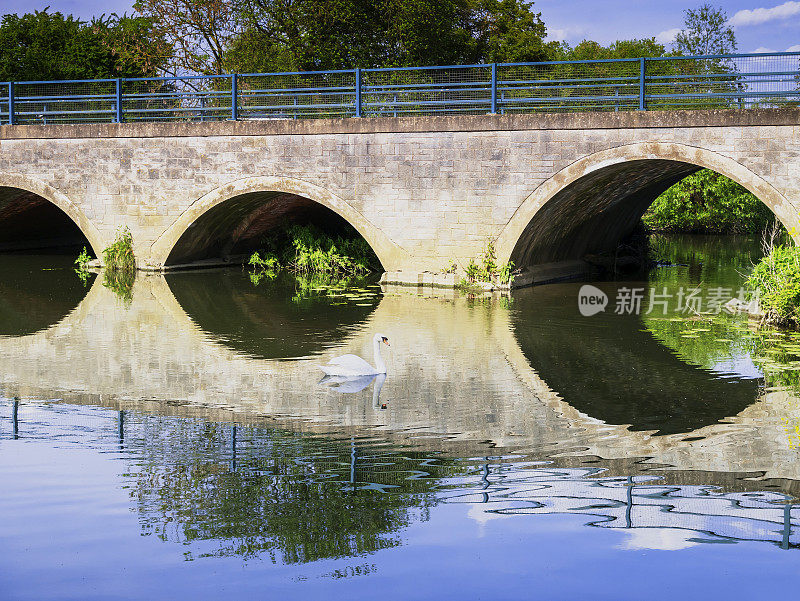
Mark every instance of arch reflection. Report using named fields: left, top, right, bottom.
left=511, top=282, right=761, bottom=435
left=166, top=269, right=380, bottom=360
left=0, top=255, right=94, bottom=337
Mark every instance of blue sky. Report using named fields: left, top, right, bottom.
left=1, top=0, right=798, bottom=53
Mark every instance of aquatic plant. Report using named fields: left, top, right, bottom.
left=102, top=226, right=135, bottom=273
left=247, top=223, right=379, bottom=283
left=284, top=224, right=376, bottom=276
left=74, top=246, right=92, bottom=285
left=459, top=239, right=515, bottom=288
left=248, top=251, right=280, bottom=285
left=101, top=227, right=136, bottom=302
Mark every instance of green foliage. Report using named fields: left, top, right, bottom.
left=248, top=251, right=280, bottom=285
left=643, top=170, right=775, bottom=234
left=103, top=267, right=136, bottom=303
left=557, top=37, right=669, bottom=61
left=465, top=258, right=481, bottom=282
left=103, top=227, right=136, bottom=272
left=472, top=0, right=557, bottom=64
left=74, top=246, right=92, bottom=286
left=460, top=239, right=514, bottom=286
left=102, top=227, right=136, bottom=301
left=247, top=223, right=379, bottom=284
left=0, top=9, right=166, bottom=81
left=498, top=260, right=515, bottom=285
left=747, top=244, right=800, bottom=324
left=674, top=3, right=737, bottom=56
left=226, top=0, right=557, bottom=73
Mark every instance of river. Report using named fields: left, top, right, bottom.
left=2, top=235, right=800, bottom=600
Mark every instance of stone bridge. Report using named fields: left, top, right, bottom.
left=1, top=108, right=798, bottom=283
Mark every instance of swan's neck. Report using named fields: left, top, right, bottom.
left=373, top=338, right=387, bottom=374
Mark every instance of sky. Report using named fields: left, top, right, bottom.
left=0, top=0, right=798, bottom=54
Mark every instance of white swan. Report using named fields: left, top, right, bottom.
left=319, top=333, right=390, bottom=376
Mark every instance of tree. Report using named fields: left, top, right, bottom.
left=467, top=0, right=558, bottom=64
left=674, top=3, right=736, bottom=56
left=225, top=0, right=556, bottom=74
left=0, top=10, right=166, bottom=81
left=133, top=0, right=239, bottom=75
left=562, top=38, right=668, bottom=61
left=643, top=169, right=774, bottom=234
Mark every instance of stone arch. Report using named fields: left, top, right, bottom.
left=0, top=173, right=104, bottom=256
left=149, top=176, right=407, bottom=269
left=495, top=142, right=796, bottom=266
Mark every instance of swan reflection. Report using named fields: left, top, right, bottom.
left=319, top=372, right=387, bottom=408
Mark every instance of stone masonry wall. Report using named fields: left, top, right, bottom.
left=0, top=109, right=797, bottom=273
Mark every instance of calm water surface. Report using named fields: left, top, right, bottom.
left=2, top=236, right=800, bottom=600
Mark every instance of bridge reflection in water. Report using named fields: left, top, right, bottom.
left=2, top=401, right=797, bottom=559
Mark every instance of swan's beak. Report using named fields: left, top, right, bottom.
left=382, top=338, right=390, bottom=346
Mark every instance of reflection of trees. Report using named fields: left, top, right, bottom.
left=124, top=418, right=462, bottom=562
left=512, top=282, right=760, bottom=435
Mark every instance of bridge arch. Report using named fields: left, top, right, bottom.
left=495, top=142, right=797, bottom=267
left=150, top=176, right=406, bottom=269
left=0, top=173, right=104, bottom=256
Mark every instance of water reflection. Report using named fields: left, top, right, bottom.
left=511, top=283, right=762, bottom=434
left=0, top=255, right=94, bottom=336
left=2, top=400, right=798, bottom=565
left=165, top=269, right=381, bottom=359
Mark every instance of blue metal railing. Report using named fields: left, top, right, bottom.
left=0, top=51, right=797, bottom=125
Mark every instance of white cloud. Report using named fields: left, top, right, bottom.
left=752, top=46, right=777, bottom=52
left=788, top=44, right=800, bottom=51
left=655, top=28, right=681, bottom=44
left=547, top=26, right=587, bottom=43
left=729, top=1, right=800, bottom=27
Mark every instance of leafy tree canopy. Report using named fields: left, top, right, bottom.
left=674, top=3, right=736, bottom=56
left=558, top=38, right=669, bottom=61
left=0, top=9, right=167, bottom=81
left=135, top=0, right=559, bottom=74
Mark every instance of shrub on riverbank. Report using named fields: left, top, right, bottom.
left=643, top=170, right=775, bottom=234
left=248, top=224, right=379, bottom=281
left=746, top=244, right=800, bottom=325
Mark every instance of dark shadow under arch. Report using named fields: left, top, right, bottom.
left=165, top=191, right=382, bottom=268
left=510, top=160, right=701, bottom=266
left=0, top=186, right=93, bottom=253
left=0, top=254, right=94, bottom=337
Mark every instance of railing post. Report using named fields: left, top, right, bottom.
left=8, top=81, right=15, bottom=125
left=231, top=74, right=238, bottom=121
left=115, top=78, right=123, bottom=123
left=490, top=63, right=497, bottom=114
left=639, top=57, right=646, bottom=111
left=355, top=68, right=362, bottom=117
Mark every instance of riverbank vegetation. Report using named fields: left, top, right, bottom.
left=248, top=224, right=380, bottom=285
left=747, top=243, right=800, bottom=326
left=643, top=170, right=775, bottom=234
left=0, top=10, right=168, bottom=80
